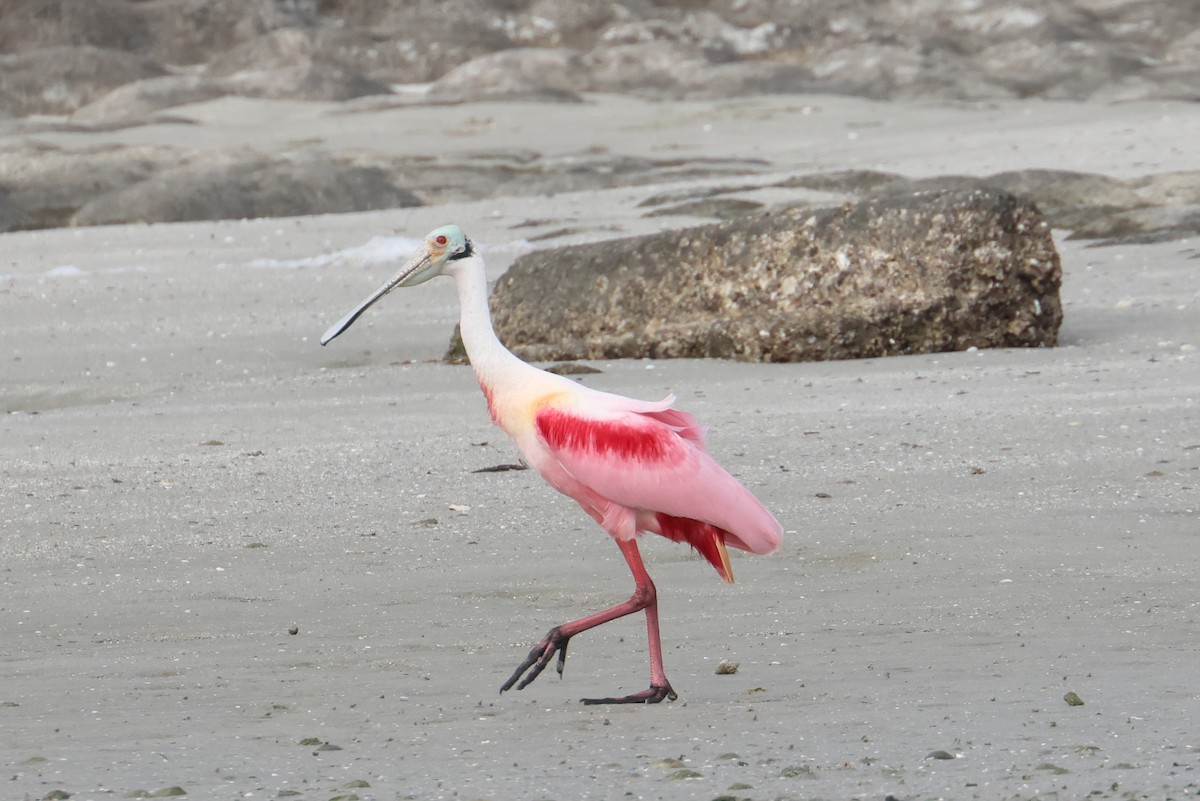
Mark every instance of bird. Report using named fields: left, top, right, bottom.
left=320, top=224, right=783, bottom=704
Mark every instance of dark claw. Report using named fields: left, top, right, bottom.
left=581, top=682, right=678, bottom=705
left=555, top=638, right=569, bottom=678
left=500, top=626, right=571, bottom=694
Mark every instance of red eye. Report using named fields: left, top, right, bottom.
left=435, top=235, right=448, bottom=246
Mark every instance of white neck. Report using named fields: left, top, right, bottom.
left=448, top=255, right=528, bottom=388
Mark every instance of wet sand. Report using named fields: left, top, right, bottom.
left=2, top=94, right=1198, bottom=800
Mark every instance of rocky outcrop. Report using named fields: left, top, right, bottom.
left=70, top=157, right=422, bottom=227
left=0, top=142, right=176, bottom=231
left=426, top=48, right=588, bottom=103
left=1, top=2, right=1196, bottom=235
left=0, top=143, right=424, bottom=231
left=0, top=141, right=771, bottom=233
left=3, top=0, right=1200, bottom=118
left=0, top=46, right=165, bottom=117
left=779, top=169, right=1200, bottom=245
left=459, top=188, right=1062, bottom=363
left=70, top=75, right=227, bottom=124
left=2, top=130, right=1194, bottom=239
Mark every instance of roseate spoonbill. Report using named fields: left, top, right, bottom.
left=321, top=225, right=783, bottom=704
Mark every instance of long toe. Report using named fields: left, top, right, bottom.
left=499, top=626, right=571, bottom=694
left=580, top=683, right=678, bottom=705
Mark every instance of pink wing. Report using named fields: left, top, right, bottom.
left=533, top=396, right=783, bottom=571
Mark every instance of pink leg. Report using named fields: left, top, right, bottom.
left=499, top=538, right=678, bottom=704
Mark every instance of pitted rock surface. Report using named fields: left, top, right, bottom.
left=460, top=188, right=1062, bottom=363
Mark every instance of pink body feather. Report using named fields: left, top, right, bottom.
left=517, top=393, right=782, bottom=582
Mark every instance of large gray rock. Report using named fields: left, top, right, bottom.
left=0, top=46, right=165, bottom=116
left=70, top=75, right=228, bottom=124
left=426, top=48, right=587, bottom=103
left=71, top=157, right=422, bottom=226
left=0, top=142, right=177, bottom=231
left=465, top=189, right=1062, bottom=363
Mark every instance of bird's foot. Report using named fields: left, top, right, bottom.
left=581, top=682, right=678, bottom=705
left=499, top=625, right=571, bottom=694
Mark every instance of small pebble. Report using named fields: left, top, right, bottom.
left=1037, top=762, right=1071, bottom=775
left=780, top=765, right=816, bottom=778
left=715, top=661, right=739, bottom=675
left=1064, top=691, right=1085, bottom=706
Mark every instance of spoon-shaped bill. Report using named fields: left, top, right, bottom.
left=320, top=248, right=432, bottom=346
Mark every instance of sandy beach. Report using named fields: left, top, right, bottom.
left=3, top=93, right=1199, bottom=800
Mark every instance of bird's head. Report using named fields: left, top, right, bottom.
left=320, top=224, right=474, bottom=346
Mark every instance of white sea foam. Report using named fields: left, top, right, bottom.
left=246, top=235, right=423, bottom=271
left=246, top=235, right=533, bottom=271
left=2, top=263, right=152, bottom=282
left=44, top=265, right=89, bottom=278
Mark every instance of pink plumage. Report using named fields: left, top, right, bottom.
left=532, top=400, right=782, bottom=578
left=320, top=224, right=784, bottom=705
